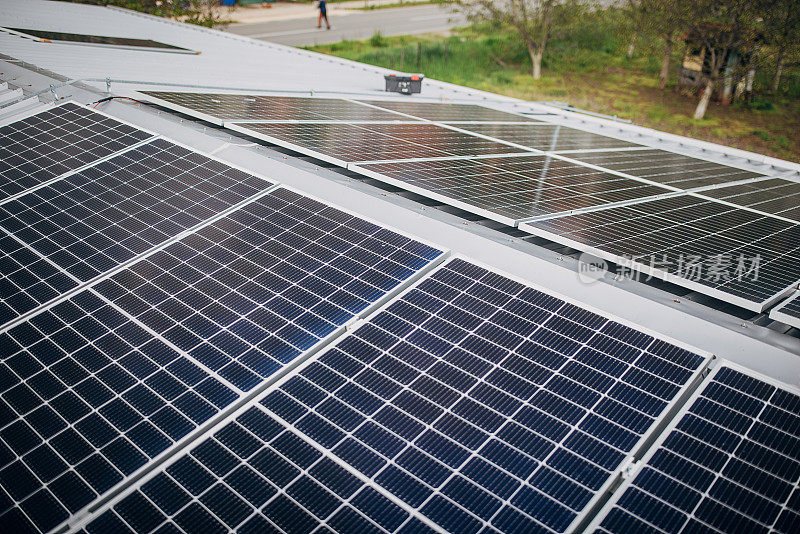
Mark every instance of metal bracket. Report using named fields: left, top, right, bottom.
left=49, top=84, right=58, bottom=100
left=106, top=77, right=111, bottom=92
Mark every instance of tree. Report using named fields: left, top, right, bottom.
left=454, top=0, right=584, bottom=79
left=639, top=0, right=693, bottom=89
left=686, top=0, right=760, bottom=119
left=761, top=0, right=800, bottom=92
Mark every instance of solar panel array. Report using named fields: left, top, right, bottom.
left=0, top=138, right=270, bottom=325
left=5, top=28, right=193, bottom=52
left=770, top=292, right=800, bottom=329
left=698, top=177, right=800, bottom=223
left=82, top=257, right=711, bottom=534
left=141, top=92, right=409, bottom=122
left=357, top=100, right=540, bottom=122
left=0, top=104, right=446, bottom=533
left=593, top=363, right=800, bottom=534
left=0, top=103, right=153, bottom=202
left=520, top=195, right=800, bottom=311
left=228, top=122, right=529, bottom=165
left=354, top=155, right=674, bottom=225
left=450, top=124, right=640, bottom=152
left=567, top=149, right=764, bottom=190
left=13, top=96, right=796, bottom=534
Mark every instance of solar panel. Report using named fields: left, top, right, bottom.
left=591, top=362, right=800, bottom=534
left=0, top=138, right=272, bottom=327
left=358, top=100, right=541, bottom=122
left=139, top=92, right=409, bottom=123
left=5, top=28, right=194, bottom=52
left=0, top=102, right=153, bottom=202
left=91, top=186, right=445, bottom=392
left=451, top=124, right=640, bottom=152
left=698, top=177, right=800, bottom=223
left=353, top=155, right=674, bottom=226
left=228, top=122, right=529, bottom=165
left=83, top=403, right=432, bottom=534
left=82, top=257, right=710, bottom=533
left=567, top=149, right=765, bottom=189
left=0, top=288, right=239, bottom=534
left=519, top=195, right=800, bottom=312
left=0, top=187, right=443, bottom=534
left=769, top=291, right=800, bottom=329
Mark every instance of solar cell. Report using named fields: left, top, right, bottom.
left=0, top=288, right=238, bottom=534
left=452, top=123, right=640, bottom=152
left=769, top=291, right=800, bottom=329
left=0, top=138, right=272, bottom=327
left=228, top=122, right=529, bottom=165
left=91, top=186, right=445, bottom=392
left=353, top=155, right=674, bottom=225
left=567, top=149, right=765, bottom=189
left=591, top=363, right=800, bottom=534
left=0, top=102, right=153, bottom=202
left=358, top=100, right=541, bottom=122
left=139, top=92, right=409, bottom=123
left=698, top=177, right=800, bottom=223
left=80, top=256, right=708, bottom=534
left=520, top=195, right=800, bottom=312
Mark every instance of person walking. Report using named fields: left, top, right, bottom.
left=317, top=0, right=331, bottom=30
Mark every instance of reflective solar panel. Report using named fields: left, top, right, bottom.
left=139, top=92, right=409, bottom=123
left=353, top=155, right=673, bottom=225
left=358, top=100, right=541, bottom=122
left=228, top=122, right=529, bottom=165
left=0, top=288, right=238, bottom=534
left=5, top=28, right=194, bottom=52
left=698, top=177, right=800, bottom=223
left=452, top=124, right=640, bottom=152
left=0, top=138, right=272, bottom=327
left=84, top=257, right=709, bottom=533
left=592, top=363, right=800, bottom=534
left=519, top=195, right=800, bottom=311
left=770, top=291, right=800, bottom=329
left=0, top=102, right=153, bottom=202
left=568, top=149, right=764, bottom=189
left=92, top=187, right=444, bottom=392
left=0, top=187, right=443, bottom=533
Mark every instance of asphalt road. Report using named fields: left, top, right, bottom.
left=227, top=4, right=466, bottom=47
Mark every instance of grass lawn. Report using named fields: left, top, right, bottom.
left=306, top=12, right=800, bottom=162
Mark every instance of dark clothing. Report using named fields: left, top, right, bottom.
left=318, top=0, right=327, bottom=14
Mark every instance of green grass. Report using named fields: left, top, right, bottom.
left=307, top=10, right=800, bottom=161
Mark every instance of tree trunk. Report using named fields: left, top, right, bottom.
left=659, top=36, right=672, bottom=90
left=627, top=34, right=637, bottom=59
left=528, top=44, right=543, bottom=79
left=771, top=52, right=785, bottom=93
left=693, top=78, right=714, bottom=120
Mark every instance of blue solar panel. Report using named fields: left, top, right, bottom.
left=92, top=187, right=444, bottom=392
left=0, top=103, right=153, bottom=202
left=82, top=257, right=707, bottom=533
left=84, top=404, right=433, bottom=534
left=0, top=289, right=237, bottom=534
left=594, top=364, right=800, bottom=534
left=0, top=185, right=442, bottom=533
left=0, top=138, right=271, bottom=327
